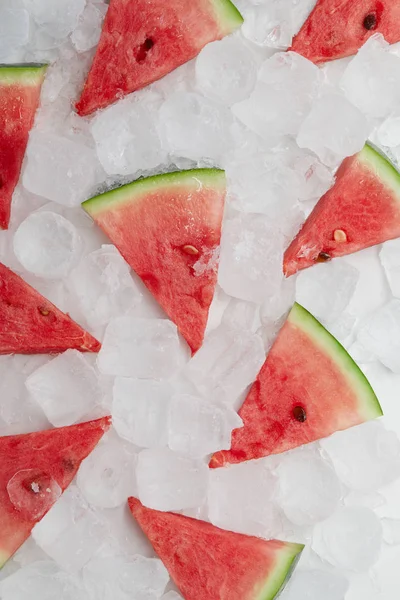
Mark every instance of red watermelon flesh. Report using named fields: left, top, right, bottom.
left=82, top=170, right=226, bottom=353
left=0, top=263, right=100, bottom=354
left=210, top=303, right=382, bottom=468
left=128, top=497, right=304, bottom=600
left=284, top=144, right=400, bottom=277
left=290, top=0, right=400, bottom=63
left=0, top=416, right=111, bottom=567
left=0, top=65, right=47, bottom=230
left=76, top=0, right=243, bottom=116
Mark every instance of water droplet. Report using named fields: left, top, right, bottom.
left=7, top=469, right=61, bottom=520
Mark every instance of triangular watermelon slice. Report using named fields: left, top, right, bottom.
left=0, top=263, right=100, bottom=354
left=82, top=169, right=226, bottom=353
left=284, top=144, right=400, bottom=277
left=0, top=416, right=111, bottom=567
left=0, top=65, right=47, bottom=230
left=76, top=0, right=243, bottom=116
left=210, top=303, right=382, bottom=468
left=128, top=497, right=304, bottom=600
left=290, top=0, right=400, bottom=63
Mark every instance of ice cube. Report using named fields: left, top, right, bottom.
left=380, top=239, right=400, bottom=298
left=280, top=569, right=349, bottom=600
left=222, top=298, right=260, bottom=332
left=297, top=94, right=369, bottom=167
left=233, top=52, right=320, bottom=138
left=260, top=277, right=296, bottom=324
left=312, top=507, right=382, bottom=572
left=113, top=378, right=172, bottom=448
left=184, top=323, right=265, bottom=404
left=162, top=593, right=183, bottom=600
left=218, top=213, right=284, bottom=304
left=0, top=1, right=29, bottom=55
left=25, top=350, right=102, bottom=427
left=136, top=448, right=209, bottom=511
left=77, top=434, right=136, bottom=508
left=208, top=460, right=279, bottom=537
left=23, top=132, right=100, bottom=207
left=320, top=421, right=400, bottom=491
left=341, top=35, right=400, bottom=119
left=83, top=555, right=169, bottom=600
left=91, top=92, right=165, bottom=176
left=32, top=485, right=107, bottom=571
left=356, top=299, right=400, bottom=372
left=0, top=561, right=86, bottom=600
left=23, top=0, right=86, bottom=39
left=71, top=2, right=107, bottom=53
left=276, top=447, right=342, bottom=526
left=195, top=35, right=256, bottom=105
left=376, top=112, right=400, bottom=148
left=294, top=154, right=334, bottom=202
left=159, top=92, right=232, bottom=162
left=295, top=260, right=359, bottom=328
left=12, top=537, right=47, bottom=567
left=168, top=394, right=242, bottom=459
left=13, top=211, right=82, bottom=280
left=382, top=518, right=400, bottom=545
left=69, top=246, right=142, bottom=330
left=98, top=317, right=187, bottom=378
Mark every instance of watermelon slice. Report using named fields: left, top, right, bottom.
left=82, top=169, right=226, bottom=353
left=76, top=0, right=243, bottom=116
left=290, top=0, right=400, bottom=63
left=210, top=303, right=382, bottom=468
left=0, top=65, right=47, bottom=230
left=128, top=497, right=304, bottom=600
left=284, top=144, right=400, bottom=277
left=0, top=416, right=111, bottom=567
left=0, top=262, right=100, bottom=354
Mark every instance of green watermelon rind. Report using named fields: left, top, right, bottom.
left=211, top=0, right=244, bottom=33
left=359, top=143, right=400, bottom=197
left=289, top=303, right=383, bottom=421
left=256, top=542, right=304, bottom=600
left=82, top=168, right=226, bottom=216
left=0, top=64, right=48, bottom=86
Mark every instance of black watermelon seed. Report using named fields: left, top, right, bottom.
left=293, top=406, right=307, bottom=422
left=316, top=251, right=331, bottom=263
left=363, top=14, right=377, bottom=30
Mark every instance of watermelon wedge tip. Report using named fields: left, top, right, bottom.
left=82, top=169, right=226, bottom=353
left=210, top=302, right=382, bottom=467
left=128, top=496, right=304, bottom=600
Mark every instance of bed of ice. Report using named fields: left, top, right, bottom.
left=1, top=0, right=400, bottom=598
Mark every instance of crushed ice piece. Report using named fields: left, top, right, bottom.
left=32, top=485, right=107, bottom=571
left=159, top=92, right=232, bottom=162
left=377, top=112, right=400, bottom=148
left=83, top=555, right=169, bottom=600
left=382, top=518, right=400, bottom=545
left=321, top=422, right=400, bottom=491
left=71, top=2, right=107, bottom=53
left=23, top=0, right=85, bottom=39
left=380, top=239, right=400, bottom=298
left=0, top=561, right=86, bottom=600
left=222, top=298, right=260, bottom=332
left=297, top=93, right=369, bottom=167
left=7, top=469, right=61, bottom=520
left=356, top=300, right=400, bottom=372
left=26, top=350, right=102, bottom=427
left=77, top=435, right=136, bottom=509
left=113, top=378, right=172, bottom=448
left=208, top=460, right=280, bottom=537
left=184, top=323, right=265, bottom=404
left=218, top=213, right=284, bottom=304
left=168, top=394, right=242, bottom=459
left=0, top=1, right=30, bottom=56
left=295, top=261, right=359, bottom=328
left=341, top=35, right=400, bottom=119
left=136, top=448, right=209, bottom=511
left=23, top=132, right=100, bottom=207
left=98, top=317, right=187, bottom=379
left=195, top=35, right=256, bottom=105
left=280, top=569, right=349, bottom=600
left=13, top=211, right=82, bottom=280
left=294, top=154, right=334, bottom=202
left=312, top=507, right=382, bottom=572
left=69, top=246, right=142, bottom=330
left=91, top=92, right=165, bottom=176
left=276, top=447, right=342, bottom=526
left=233, top=52, right=320, bottom=138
